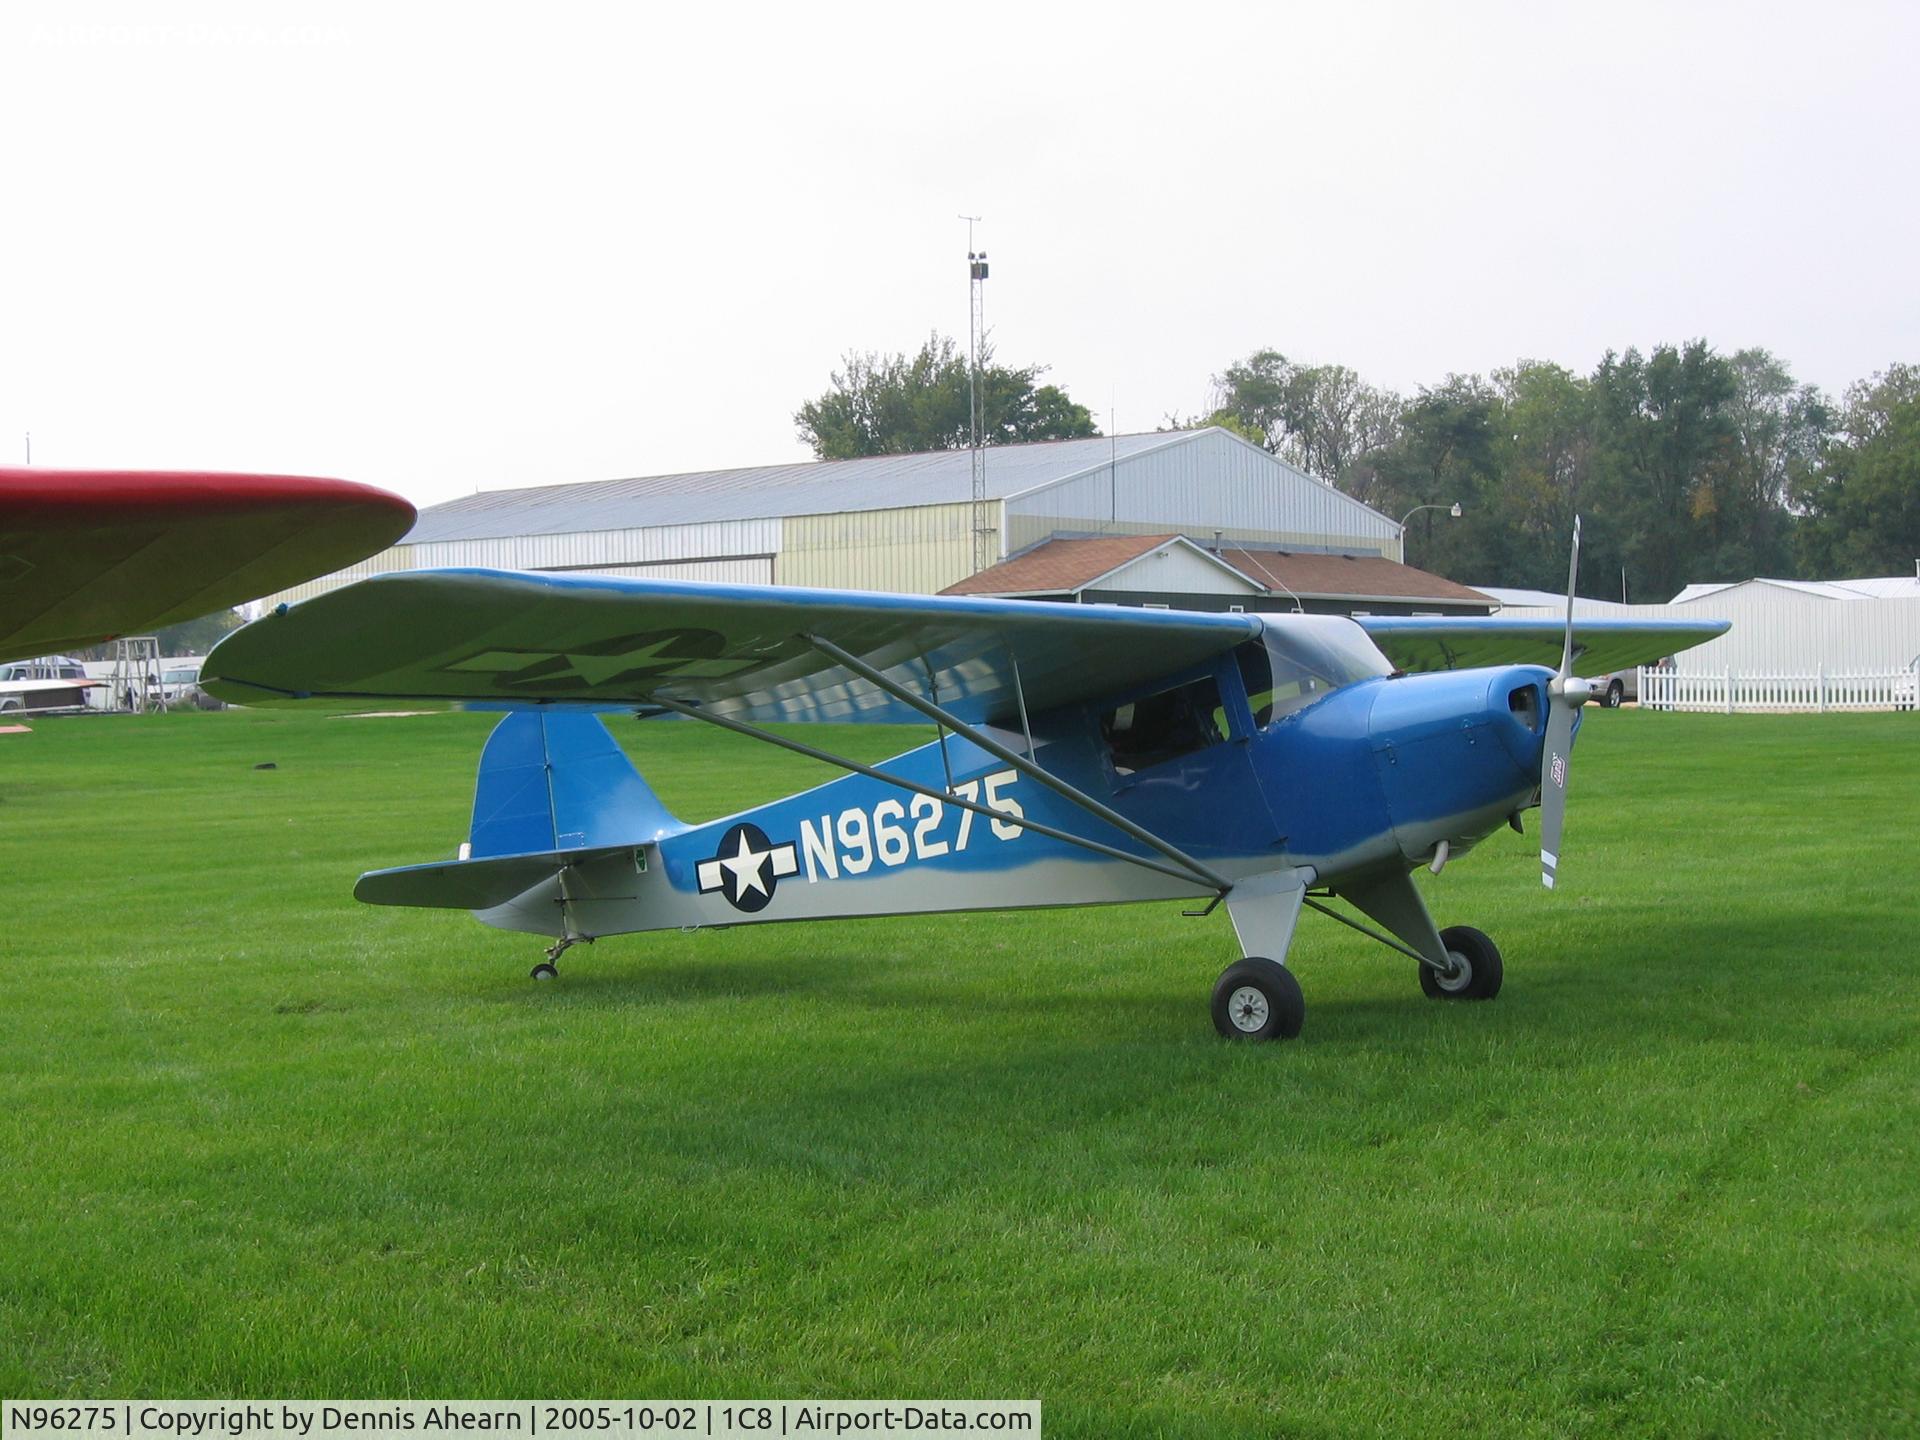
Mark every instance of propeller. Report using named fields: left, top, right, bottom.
left=1539, top=516, right=1590, bottom=889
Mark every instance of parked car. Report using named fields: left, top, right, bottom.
left=1583, top=658, right=1677, bottom=709
left=1584, top=667, right=1636, bottom=708
left=155, top=660, right=226, bottom=711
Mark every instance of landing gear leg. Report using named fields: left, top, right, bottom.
left=530, top=934, right=588, bottom=981
left=532, top=865, right=597, bottom=981
left=1329, top=870, right=1506, bottom=1003
left=1216, top=866, right=1315, bottom=1041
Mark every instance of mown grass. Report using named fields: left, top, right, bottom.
left=0, top=707, right=1914, bottom=1437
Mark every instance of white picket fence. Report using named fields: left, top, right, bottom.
left=1637, top=665, right=1919, bottom=713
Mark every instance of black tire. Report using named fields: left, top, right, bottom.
left=1211, top=957, right=1306, bottom=1040
left=1603, top=681, right=1624, bottom=708
left=1420, top=925, right=1503, bottom=1001
left=530, top=962, right=558, bottom=981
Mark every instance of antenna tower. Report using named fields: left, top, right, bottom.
left=961, top=217, right=992, bottom=573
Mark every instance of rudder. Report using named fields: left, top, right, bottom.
left=469, top=711, right=682, bottom=858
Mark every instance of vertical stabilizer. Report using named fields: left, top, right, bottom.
left=468, top=711, right=682, bottom=858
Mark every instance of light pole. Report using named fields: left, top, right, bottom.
left=1397, top=501, right=1461, bottom=559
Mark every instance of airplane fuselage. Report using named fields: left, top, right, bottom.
left=469, top=654, right=1561, bottom=942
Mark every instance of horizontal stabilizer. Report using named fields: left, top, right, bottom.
left=355, top=845, right=641, bottom=911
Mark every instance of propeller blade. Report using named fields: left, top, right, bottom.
left=1557, top=514, right=1582, bottom=681
left=1542, top=514, right=1587, bottom=888
left=1539, top=699, right=1575, bottom=888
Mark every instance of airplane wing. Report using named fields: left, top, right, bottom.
left=203, top=568, right=1265, bottom=726
left=0, top=468, right=416, bottom=662
left=1356, top=615, right=1729, bottom=676
left=0, top=678, right=102, bottom=696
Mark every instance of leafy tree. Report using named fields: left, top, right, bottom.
left=1369, top=375, right=1505, bottom=578
left=1713, top=349, right=1831, bottom=577
left=1493, top=360, right=1592, bottom=560
left=795, top=334, right=1097, bottom=459
left=1206, top=349, right=1291, bottom=450
left=1192, top=341, right=1912, bottom=596
left=1587, top=342, right=1739, bottom=601
left=1792, top=364, right=1920, bottom=575
left=1207, top=351, right=1404, bottom=492
left=1291, top=365, right=1405, bottom=502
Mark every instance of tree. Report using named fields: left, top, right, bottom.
left=1492, top=359, right=1594, bottom=587
left=1367, top=375, right=1512, bottom=582
left=1792, top=364, right=1920, bottom=575
left=795, top=334, right=1097, bottom=459
left=1207, top=350, right=1403, bottom=495
left=1587, top=342, right=1739, bottom=601
left=1191, top=340, right=1906, bottom=597
left=1207, top=349, right=1292, bottom=450
left=1713, top=349, right=1830, bottom=577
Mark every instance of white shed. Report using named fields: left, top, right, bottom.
left=1485, top=572, right=1920, bottom=708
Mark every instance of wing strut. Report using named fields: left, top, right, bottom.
left=647, top=695, right=1224, bottom=893
left=1009, top=654, right=1036, bottom=761
left=803, top=633, right=1234, bottom=893
left=920, top=657, right=957, bottom=792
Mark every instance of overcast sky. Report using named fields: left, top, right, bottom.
left=3, top=0, right=1914, bottom=508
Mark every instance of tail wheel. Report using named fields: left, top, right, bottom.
left=1420, top=926, right=1504, bottom=1001
left=1212, top=957, right=1306, bottom=1040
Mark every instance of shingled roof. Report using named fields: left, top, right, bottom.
left=943, top=535, right=1494, bottom=608
left=941, top=534, right=1195, bottom=595
left=1216, top=548, right=1494, bottom=606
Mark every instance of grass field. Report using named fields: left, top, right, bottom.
left=1, top=706, right=1915, bottom=1436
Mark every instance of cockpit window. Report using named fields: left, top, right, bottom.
left=1237, top=615, right=1394, bottom=728
left=1101, top=675, right=1227, bottom=776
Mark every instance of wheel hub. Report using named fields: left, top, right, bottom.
left=1436, top=951, right=1472, bottom=992
left=1227, top=984, right=1270, bottom=1032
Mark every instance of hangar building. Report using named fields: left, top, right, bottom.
left=1487, top=570, right=1920, bottom=675
left=266, top=428, right=1427, bottom=608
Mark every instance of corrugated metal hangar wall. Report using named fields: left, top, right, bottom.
left=1503, top=587, right=1920, bottom=673
left=262, top=428, right=1402, bottom=608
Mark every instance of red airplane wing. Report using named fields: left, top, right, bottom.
left=0, top=468, right=416, bottom=661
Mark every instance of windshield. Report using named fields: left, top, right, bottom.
left=1239, top=614, right=1393, bottom=726
left=163, top=667, right=199, bottom=684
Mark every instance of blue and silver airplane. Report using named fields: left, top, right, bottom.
left=204, top=522, right=1726, bottom=1040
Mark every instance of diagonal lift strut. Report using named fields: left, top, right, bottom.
left=802, top=633, right=1233, bottom=894
left=644, top=694, right=1224, bottom=893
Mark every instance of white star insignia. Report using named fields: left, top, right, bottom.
left=696, top=825, right=800, bottom=909
left=720, top=828, right=773, bottom=898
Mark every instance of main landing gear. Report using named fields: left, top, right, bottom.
left=1213, top=867, right=1507, bottom=1041
left=1211, top=957, right=1305, bottom=1040
left=1420, top=925, right=1504, bottom=1001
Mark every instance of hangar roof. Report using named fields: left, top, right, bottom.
left=407, top=431, right=1212, bottom=543
left=1671, top=575, right=1920, bottom=603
